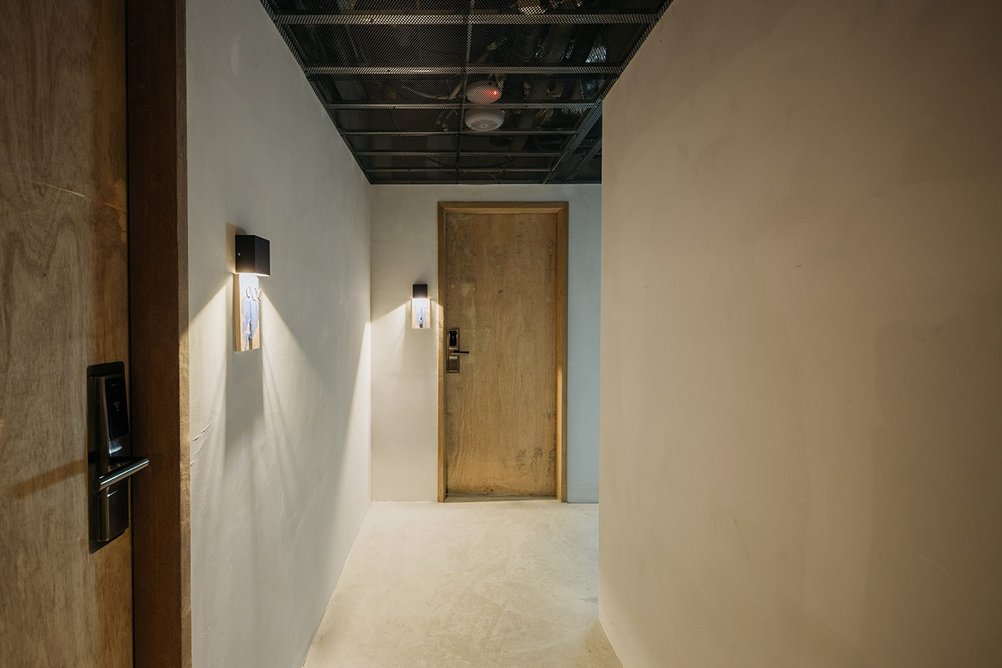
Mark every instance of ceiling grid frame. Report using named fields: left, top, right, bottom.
left=260, top=0, right=672, bottom=184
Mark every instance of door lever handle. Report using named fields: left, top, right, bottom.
left=96, top=457, right=150, bottom=492
left=449, top=349, right=471, bottom=355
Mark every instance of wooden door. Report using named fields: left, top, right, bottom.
left=0, top=1, right=133, bottom=665
left=439, top=203, right=568, bottom=499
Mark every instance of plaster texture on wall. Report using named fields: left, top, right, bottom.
left=370, top=185, right=601, bottom=502
left=186, top=1, right=371, bottom=666
left=599, top=0, right=1002, bottom=666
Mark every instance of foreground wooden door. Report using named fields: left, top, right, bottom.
left=0, top=1, right=133, bottom=664
left=440, top=203, right=567, bottom=499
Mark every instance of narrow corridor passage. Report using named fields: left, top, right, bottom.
left=304, top=501, right=619, bottom=667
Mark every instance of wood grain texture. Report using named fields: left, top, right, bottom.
left=126, top=0, right=192, bottom=665
left=438, top=214, right=448, bottom=502
left=440, top=203, right=568, bottom=498
left=0, top=1, right=132, bottom=664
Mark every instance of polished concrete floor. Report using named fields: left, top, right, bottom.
left=304, top=501, right=620, bottom=668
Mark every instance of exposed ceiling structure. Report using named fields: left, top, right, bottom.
left=260, top=0, right=671, bottom=184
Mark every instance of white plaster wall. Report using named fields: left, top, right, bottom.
left=186, top=1, right=371, bottom=666
left=600, top=0, right=1002, bottom=666
left=370, top=185, right=601, bottom=502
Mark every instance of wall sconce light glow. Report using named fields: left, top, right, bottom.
left=234, top=234, right=271, bottom=352
left=412, top=283, right=430, bottom=330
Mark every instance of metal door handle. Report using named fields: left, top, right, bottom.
left=96, top=457, right=150, bottom=492
left=449, top=349, right=471, bottom=355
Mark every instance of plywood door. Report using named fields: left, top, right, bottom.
left=0, top=1, right=133, bottom=665
left=442, top=205, right=566, bottom=497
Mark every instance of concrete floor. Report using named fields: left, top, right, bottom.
left=304, top=501, right=621, bottom=668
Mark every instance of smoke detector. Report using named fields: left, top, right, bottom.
left=466, top=80, right=503, bottom=105
left=465, top=108, right=506, bottom=132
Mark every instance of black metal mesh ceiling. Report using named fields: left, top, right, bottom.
left=260, top=0, right=671, bottom=184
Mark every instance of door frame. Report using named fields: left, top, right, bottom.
left=437, top=202, right=569, bottom=502
left=127, top=1, right=191, bottom=664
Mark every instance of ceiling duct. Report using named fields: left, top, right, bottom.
left=517, top=0, right=548, bottom=15
left=510, top=24, right=575, bottom=151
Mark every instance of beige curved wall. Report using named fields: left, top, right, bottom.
left=599, top=0, right=1002, bottom=665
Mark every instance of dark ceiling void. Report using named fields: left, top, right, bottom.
left=260, top=0, right=671, bottom=184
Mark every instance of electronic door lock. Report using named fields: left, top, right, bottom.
left=88, top=362, right=149, bottom=550
left=446, top=328, right=470, bottom=373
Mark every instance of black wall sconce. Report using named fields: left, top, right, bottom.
left=234, top=234, right=271, bottom=352
left=412, top=283, right=430, bottom=329
left=235, top=234, right=271, bottom=276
